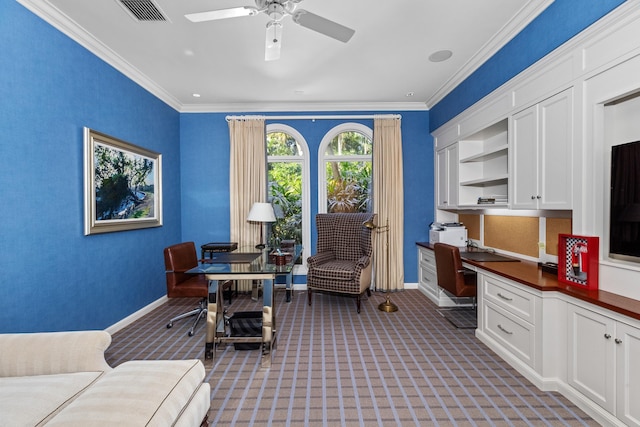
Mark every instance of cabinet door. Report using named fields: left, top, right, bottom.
left=616, top=322, right=640, bottom=427
left=567, top=304, right=615, bottom=412
left=539, top=89, right=573, bottom=209
left=510, top=105, right=539, bottom=209
left=436, top=144, right=458, bottom=209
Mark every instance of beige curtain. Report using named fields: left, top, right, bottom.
left=372, top=116, right=404, bottom=292
left=228, top=118, right=267, bottom=292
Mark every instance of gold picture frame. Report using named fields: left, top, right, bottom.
left=84, top=127, right=162, bottom=235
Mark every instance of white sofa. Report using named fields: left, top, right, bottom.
left=0, top=331, right=210, bottom=426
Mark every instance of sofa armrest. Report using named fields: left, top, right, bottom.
left=0, top=331, right=112, bottom=377
left=307, top=251, right=335, bottom=268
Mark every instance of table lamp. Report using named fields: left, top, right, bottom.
left=247, top=202, right=276, bottom=249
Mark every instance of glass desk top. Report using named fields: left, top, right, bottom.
left=187, top=245, right=303, bottom=276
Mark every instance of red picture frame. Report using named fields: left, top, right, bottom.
left=558, top=234, right=599, bottom=291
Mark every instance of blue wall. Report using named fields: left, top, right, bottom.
left=429, top=0, right=627, bottom=131
left=179, top=111, right=432, bottom=285
left=1, top=0, right=624, bottom=333
left=0, top=2, right=182, bottom=333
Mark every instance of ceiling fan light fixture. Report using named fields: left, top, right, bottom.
left=265, top=20, right=283, bottom=61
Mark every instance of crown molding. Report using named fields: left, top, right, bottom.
left=178, top=101, right=428, bottom=113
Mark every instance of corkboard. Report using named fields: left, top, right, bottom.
left=484, top=216, right=539, bottom=257
left=545, top=218, right=572, bottom=255
left=458, top=213, right=481, bottom=240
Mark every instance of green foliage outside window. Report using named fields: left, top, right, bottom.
left=325, top=131, right=372, bottom=213
left=267, top=132, right=302, bottom=245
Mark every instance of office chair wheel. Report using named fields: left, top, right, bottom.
left=166, top=322, right=173, bottom=329
left=188, top=330, right=195, bottom=337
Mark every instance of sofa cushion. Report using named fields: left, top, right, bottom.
left=0, top=372, right=103, bottom=426
left=46, top=359, right=208, bottom=427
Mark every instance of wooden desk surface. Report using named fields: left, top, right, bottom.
left=417, top=242, right=640, bottom=322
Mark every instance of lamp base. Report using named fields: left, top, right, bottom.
left=378, top=295, right=398, bottom=313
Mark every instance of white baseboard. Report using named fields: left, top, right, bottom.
left=105, top=296, right=168, bottom=335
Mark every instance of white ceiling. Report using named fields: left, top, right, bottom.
left=18, top=0, right=553, bottom=112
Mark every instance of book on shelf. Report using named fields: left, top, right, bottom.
left=477, top=196, right=508, bottom=204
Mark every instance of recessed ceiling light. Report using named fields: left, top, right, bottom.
left=294, top=90, right=305, bottom=95
left=184, top=49, right=195, bottom=56
left=406, top=92, right=414, bottom=97
left=429, top=50, right=453, bottom=62
left=192, top=93, right=201, bottom=98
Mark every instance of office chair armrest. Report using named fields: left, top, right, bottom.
left=307, top=251, right=335, bottom=268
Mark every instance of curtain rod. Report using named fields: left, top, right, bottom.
left=225, top=114, right=401, bottom=122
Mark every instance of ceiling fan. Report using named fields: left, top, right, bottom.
left=185, top=0, right=355, bottom=61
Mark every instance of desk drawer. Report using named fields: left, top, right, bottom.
left=483, top=274, right=536, bottom=323
left=418, top=247, right=437, bottom=269
left=484, top=301, right=536, bottom=368
left=420, top=265, right=437, bottom=289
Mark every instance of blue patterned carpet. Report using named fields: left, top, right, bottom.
left=106, top=289, right=597, bottom=426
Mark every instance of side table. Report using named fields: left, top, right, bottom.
left=201, top=242, right=238, bottom=260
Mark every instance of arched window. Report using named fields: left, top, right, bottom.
left=318, top=123, right=373, bottom=213
left=266, top=124, right=310, bottom=269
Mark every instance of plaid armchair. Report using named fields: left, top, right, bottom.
left=307, top=213, right=376, bottom=313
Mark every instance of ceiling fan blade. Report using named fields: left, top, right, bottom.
left=185, top=6, right=258, bottom=23
left=292, top=10, right=355, bottom=43
left=265, top=21, right=282, bottom=61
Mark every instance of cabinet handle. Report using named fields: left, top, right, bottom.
left=615, top=338, right=622, bottom=344
left=531, top=195, right=536, bottom=200
left=604, top=333, right=611, bottom=339
left=536, top=195, right=541, bottom=199
left=497, top=324, right=513, bottom=335
left=497, top=292, right=513, bottom=301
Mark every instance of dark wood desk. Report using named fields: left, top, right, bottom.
left=416, top=242, right=640, bottom=321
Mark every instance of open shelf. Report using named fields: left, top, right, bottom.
left=460, top=144, right=508, bottom=163
left=460, top=174, right=508, bottom=187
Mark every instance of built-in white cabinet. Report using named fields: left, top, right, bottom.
left=417, top=246, right=439, bottom=303
left=478, top=272, right=541, bottom=371
left=436, top=143, right=458, bottom=209
left=510, top=89, right=573, bottom=209
left=567, top=303, right=640, bottom=426
left=458, top=119, right=509, bottom=207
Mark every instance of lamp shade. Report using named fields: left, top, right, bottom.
left=247, top=202, right=276, bottom=223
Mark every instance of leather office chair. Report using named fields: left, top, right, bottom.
left=433, top=243, right=477, bottom=300
left=164, top=242, right=231, bottom=337
left=307, top=213, right=375, bottom=313
left=433, top=243, right=477, bottom=328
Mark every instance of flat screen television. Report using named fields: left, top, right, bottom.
left=609, top=140, right=640, bottom=262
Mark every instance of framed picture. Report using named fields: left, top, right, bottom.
left=558, top=234, right=599, bottom=291
left=84, top=127, right=162, bottom=235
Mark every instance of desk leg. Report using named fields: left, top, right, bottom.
left=285, top=272, right=293, bottom=303
left=261, top=278, right=276, bottom=368
left=204, top=280, right=221, bottom=360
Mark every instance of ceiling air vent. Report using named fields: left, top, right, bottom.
left=118, top=0, right=167, bottom=21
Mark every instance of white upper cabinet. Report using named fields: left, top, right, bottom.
left=436, top=143, right=458, bottom=209
left=510, top=89, right=573, bottom=209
